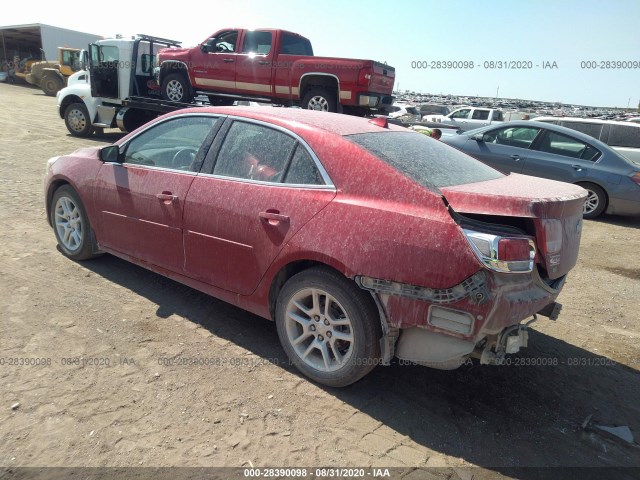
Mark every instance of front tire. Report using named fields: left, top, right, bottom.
left=302, top=87, right=337, bottom=112
left=64, top=103, right=94, bottom=137
left=162, top=73, right=193, bottom=103
left=51, top=186, right=99, bottom=261
left=41, top=74, right=63, bottom=96
left=579, top=182, right=607, bottom=219
left=275, top=267, right=381, bottom=387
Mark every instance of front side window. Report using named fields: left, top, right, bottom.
left=122, top=116, right=219, bottom=171
left=214, top=122, right=296, bottom=182
left=206, top=31, right=239, bottom=53
left=99, top=46, right=119, bottom=62
left=472, top=109, right=490, bottom=120
left=536, top=131, right=600, bottom=160
left=348, top=132, right=503, bottom=191
left=482, top=126, right=541, bottom=149
left=241, top=31, right=273, bottom=55
left=450, top=109, right=471, bottom=119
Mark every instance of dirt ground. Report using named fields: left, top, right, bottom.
left=0, top=83, right=639, bottom=478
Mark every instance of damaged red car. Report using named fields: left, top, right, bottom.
left=44, top=107, right=587, bottom=387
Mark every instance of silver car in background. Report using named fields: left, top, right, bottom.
left=441, top=121, right=640, bottom=218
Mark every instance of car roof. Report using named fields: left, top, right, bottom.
left=172, top=106, right=411, bottom=136
left=534, top=116, right=640, bottom=128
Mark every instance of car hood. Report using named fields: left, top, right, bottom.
left=441, top=174, right=587, bottom=279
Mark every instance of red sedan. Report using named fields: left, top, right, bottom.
left=44, top=107, right=587, bottom=387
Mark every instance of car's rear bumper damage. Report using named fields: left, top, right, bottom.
left=357, top=267, right=565, bottom=368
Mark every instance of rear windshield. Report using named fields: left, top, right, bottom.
left=348, top=132, right=504, bottom=191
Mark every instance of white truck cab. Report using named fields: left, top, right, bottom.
left=425, top=107, right=504, bottom=131
left=57, top=35, right=181, bottom=136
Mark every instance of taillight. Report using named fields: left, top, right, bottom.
left=538, top=219, right=563, bottom=256
left=631, top=172, right=640, bottom=186
left=498, top=238, right=531, bottom=261
left=463, top=229, right=535, bottom=273
left=358, top=67, right=372, bottom=86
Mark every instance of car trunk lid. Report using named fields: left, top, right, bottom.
left=440, top=174, right=587, bottom=279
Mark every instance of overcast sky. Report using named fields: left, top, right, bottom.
left=2, top=0, right=639, bottom=107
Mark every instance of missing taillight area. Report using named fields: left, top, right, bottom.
left=463, top=229, right=536, bottom=274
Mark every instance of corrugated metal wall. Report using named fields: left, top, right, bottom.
left=39, top=25, right=102, bottom=61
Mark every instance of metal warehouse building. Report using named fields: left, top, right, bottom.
left=0, top=23, right=102, bottom=69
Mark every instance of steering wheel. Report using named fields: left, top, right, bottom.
left=171, top=148, right=198, bottom=170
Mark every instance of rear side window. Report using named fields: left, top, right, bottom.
left=560, top=121, right=603, bottom=140
left=214, top=121, right=296, bottom=182
left=608, top=125, right=640, bottom=148
left=283, top=145, right=324, bottom=185
left=536, top=131, right=600, bottom=160
left=348, top=132, right=504, bottom=191
left=279, top=33, right=314, bottom=55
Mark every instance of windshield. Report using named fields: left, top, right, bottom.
left=347, top=131, right=504, bottom=191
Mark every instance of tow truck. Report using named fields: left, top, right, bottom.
left=57, top=34, right=191, bottom=137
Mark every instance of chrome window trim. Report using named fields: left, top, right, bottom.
left=107, top=163, right=199, bottom=176
left=196, top=172, right=336, bottom=191
left=220, top=114, right=336, bottom=188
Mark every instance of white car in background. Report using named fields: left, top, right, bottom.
left=380, top=103, right=421, bottom=123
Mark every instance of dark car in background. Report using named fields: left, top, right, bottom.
left=441, top=121, right=640, bottom=218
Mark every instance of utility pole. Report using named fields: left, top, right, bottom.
left=496, top=86, right=499, bottom=99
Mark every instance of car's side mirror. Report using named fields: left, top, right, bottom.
left=100, top=145, right=121, bottom=163
left=200, top=43, right=207, bottom=52
left=472, top=133, right=485, bottom=142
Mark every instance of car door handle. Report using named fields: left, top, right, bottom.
left=572, top=164, right=584, bottom=172
left=156, top=192, right=178, bottom=202
left=259, top=211, right=290, bottom=224
left=258, top=61, right=270, bottom=65
left=511, top=154, right=521, bottom=160
left=223, top=58, right=235, bottom=63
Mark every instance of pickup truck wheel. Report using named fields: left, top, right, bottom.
left=64, top=103, right=94, bottom=137
left=275, top=267, right=381, bottom=387
left=578, top=182, right=607, bottom=219
left=162, top=73, right=193, bottom=103
left=302, top=87, right=337, bottom=112
left=41, top=75, right=63, bottom=96
left=51, top=185, right=100, bottom=261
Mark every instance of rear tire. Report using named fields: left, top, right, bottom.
left=302, top=87, right=337, bottom=112
left=41, top=74, right=64, bottom=96
left=161, top=73, right=193, bottom=103
left=64, top=103, right=94, bottom=137
left=51, top=186, right=100, bottom=261
left=578, top=182, right=607, bottom=219
left=275, top=267, right=381, bottom=387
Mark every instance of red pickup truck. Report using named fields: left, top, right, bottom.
left=157, top=28, right=395, bottom=114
